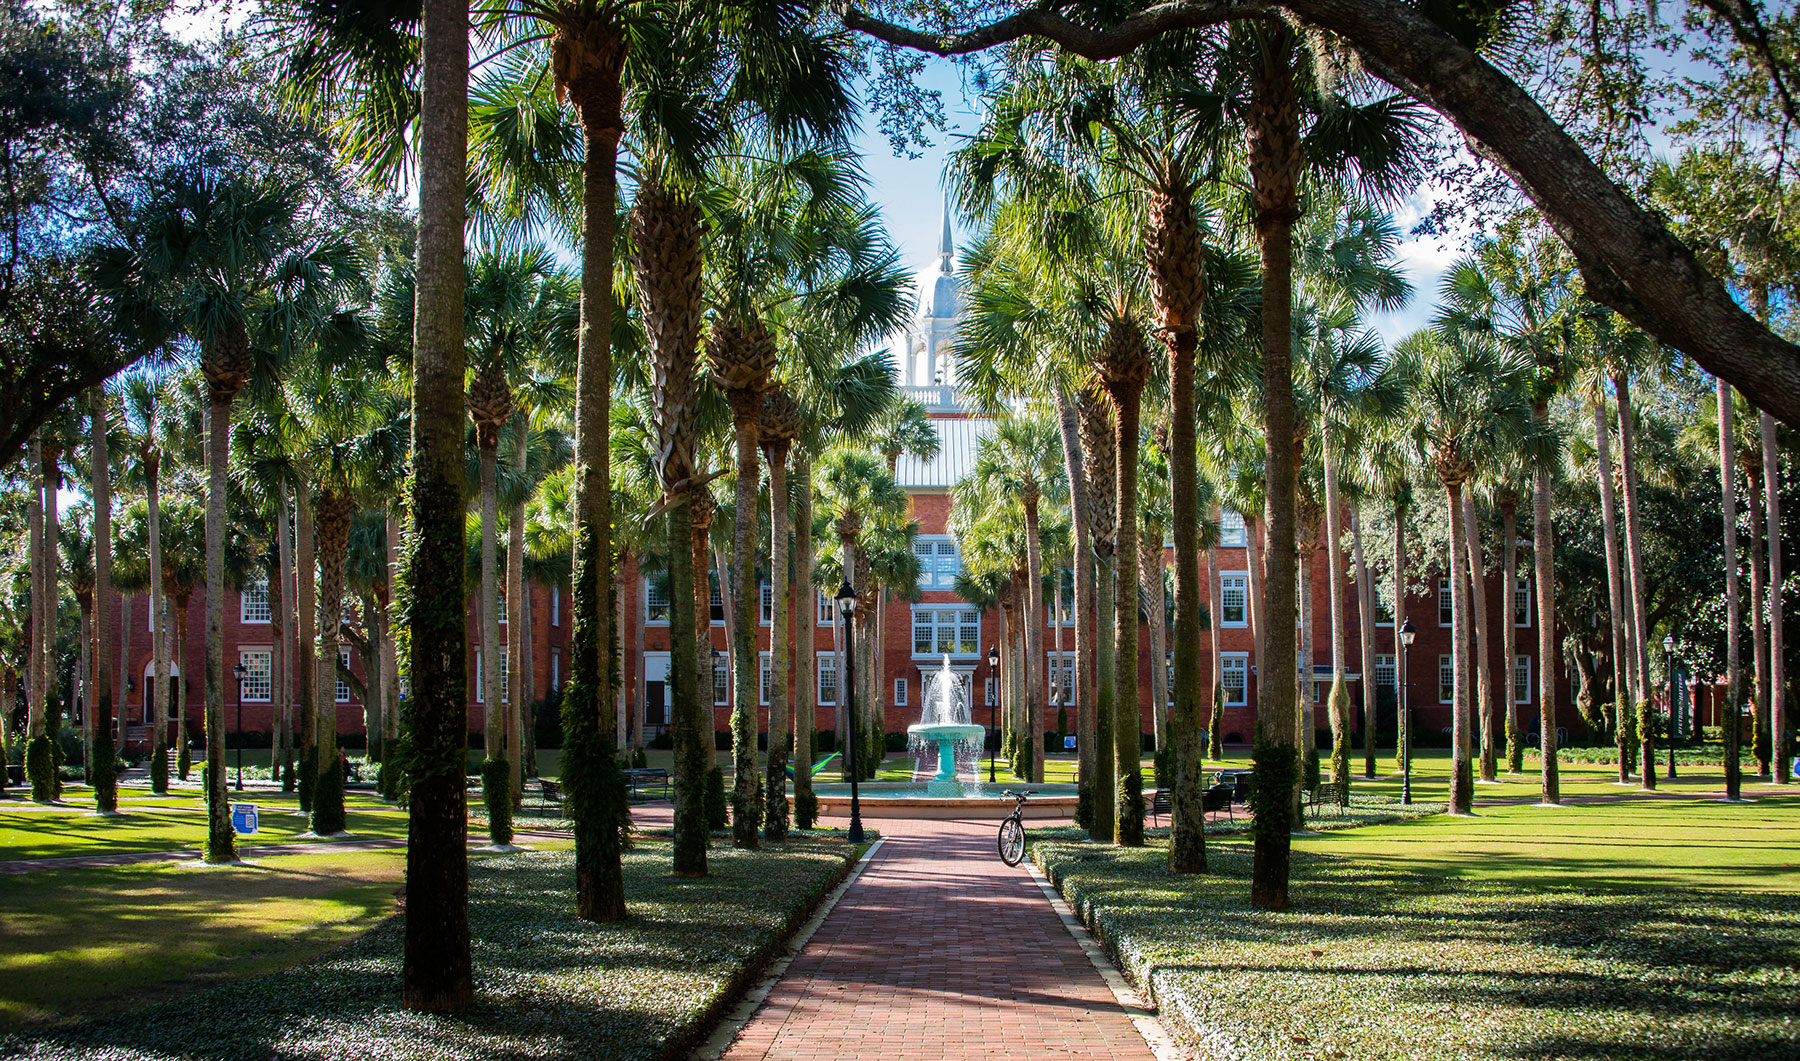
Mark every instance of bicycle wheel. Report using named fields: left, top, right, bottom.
left=997, top=816, right=1025, bottom=866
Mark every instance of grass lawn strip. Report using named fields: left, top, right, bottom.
left=1033, top=798, right=1800, bottom=1061
left=1, top=837, right=856, bottom=1061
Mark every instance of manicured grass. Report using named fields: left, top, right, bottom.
left=3, top=838, right=856, bottom=1059
left=1034, top=789, right=1800, bottom=1061
left=0, top=848, right=407, bottom=1028
left=0, top=788, right=409, bottom=862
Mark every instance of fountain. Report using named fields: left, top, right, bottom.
left=908, top=656, right=986, bottom=797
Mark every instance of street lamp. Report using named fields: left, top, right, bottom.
left=1399, top=617, right=1416, bottom=805
left=1664, top=632, right=1678, bottom=780
left=233, top=661, right=248, bottom=792
left=987, top=645, right=1000, bottom=784
left=835, top=581, right=864, bottom=844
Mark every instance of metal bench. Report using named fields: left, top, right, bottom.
left=540, top=778, right=562, bottom=805
left=1148, top=787, right=1172, bottom=826
left=622, top=767, right=670, bottom=799
left=1202, top=783, right=1235, bottom=825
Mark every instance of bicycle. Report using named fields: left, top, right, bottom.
left=997, top=790, right=1034, bottom=866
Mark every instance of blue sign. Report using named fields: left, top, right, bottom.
left=1064, top=735, right=1077, bottom=750
left=231, top=803, right=259, bottom=835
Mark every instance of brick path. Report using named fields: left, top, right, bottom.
left=720, top=816, right=1159, bottom=1061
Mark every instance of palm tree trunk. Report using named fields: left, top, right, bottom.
left=670, top=492, right=708, bottom=876
left=1751, top=463, right=1771, bottom=777
left=1393, top=497, right=1407, bottom=775
left=1350, top=508, right=1378, bottom=779
left=480, top=441, right=504, bottom=801
left=1248, top=22, right=1303, bottom=910
left=311, top=490, right=351, bottom=837
left=1297, top=534, right=1316, bottom=817
left=274, top=486, right=292, bottom=791
left=1532, top=400, right=1560, bottom=804
left=1111, top=383, right=1145, bottom=846
left=791, top=451, right=816, bottom=823
left=764, top=444, right=791, bottom=841
left=1501, top=500, right=1522, bottom=774
left=1446, top=479, right=1475, bottom=815
left=1207, top=530, right=1225, bottom=762
left=1166, top=325, right=1205, bottom=870
left=1720, top=381, right=1743, bottom=800
left=1093, top=547, right=1115, bottom=841
left=78, top=595, right=91, bottom=783
left=1593, top=394, right=1631, bottom=780
left=1056, top=394, right=1095, bottom=824
left=728, top=403, right=762, bottom=848
left=1024, top=496, right=1045, bottom=784
left=295, top=485, right=317, bottom=811
left=148, top=453, right=168, bottom=795
left=203, top=388, right=236, bottom=860
left=1141, top=528, right=1167, bottom=760
left=508, top=416, right=527, bottom=800
left=90, top=389, right=117, bottom=811
left=1462, top=493, right=1495, bottom=783
left=999, top=591, right=1015, bottom=773
left=1614, top=371, right=1656, bottom=789
left=1322, top=423, right=1352, bottom=804
left=399, top=0, right=475, bottom=1011
left=25, top=435, right=46, bottom=799
left=383, top=511, right=402, bottom=754
left=1762, top=412, right=1787, bottom=785
left=361, top=593, right=384, bottom=763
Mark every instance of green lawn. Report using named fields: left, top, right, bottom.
left=1034, top=787, right=1800, bottom=1061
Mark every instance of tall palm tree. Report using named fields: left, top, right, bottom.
left=760, top=387, right=802, bottom=840
left=88, top=388, right=118, bottom=812
left=1719, top=380, right=1745, bottom=800
left=117, top=370, right=173, bottom=794
left=1588, top=376, right=1634, bottom=778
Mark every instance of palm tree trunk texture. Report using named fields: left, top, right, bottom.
left=560, top=11, right=629, bottom=922
left=1110, top=383, right=1145, bottom=847
left=25, top=437, right=45, bottom=799
left=670, top=493, right=709, bottom=876
left=1055, top=395, right=1095, bottom=822
left=1392, top=498, right=1407, bottom=774
left=361, top=593, right=384, bottom=762
left=1024, top=494, right=1046, bottom=783
left=399, top=0, right=474, bottom=1012
left=312, top=490, right=351, bottom=837
left=383, top=512, right=403, bottom=752
left=1207, top=532, right=1225, bottom=762
left=481, top=440, right=504, bottom=790
left=79, top=592, right=92, bottom=782
left=1751, top=464, right=1771, bottom=777
left=792, top=451, right=817, bottom=823
left=148, top=453, right=168, bottom=795
left=1593, top=395, right=1632, bottom=780
left=1093, top=550, right=1116, bottom=841
left=1322, top=426, right=1352, bottom=804
left=1461, top=494, right=1495, bottom=783
left=1349, top=508, right=1379, bottom=780
left=1720, top=381, right=1743, bottom=801
left=728, top=400, right=762, bottom=848
left=1166, top=321, right=1206, bottom=872
left=508, top=416, right=528, bottom=800
left=1248, top=22, right=1303, bottom=910
left=1297, top=535, right=1316, bottom=816
left=1762, top=412, right=1787, bottom=785
left=1446, top=480, right=1475, bottom=815
left=274, top=487, right=292, bottom=790
left=1141, top=528, right=1168, bottom=758
left=203, top=390, right=236, bottom=861
left=90, top=389, right=117, bottom=811
left=296, top=486, right=317, bottom=810
left=1532, top=400, right=1560, bottom=805
left=1501, top=500, right=1522, bottom=774
left=1614, top=372, right=1655, bottom=789
left=999, top=591, right=1015, bottom=772
left=763, top=441, right=791, bottom=842
left=175, top=596, right=189, bottom=782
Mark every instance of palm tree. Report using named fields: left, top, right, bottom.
left=118, top=370, right=174, bottom=794
left=760, top=387, right=803, bottom=840
left=1076, top=385, right=1118, bottom=842
left=1587, top=375, right=1634, bottom=777
left=1718, top=380, right=1745, bottom=800
left=87, top=388, right=118, bottom=812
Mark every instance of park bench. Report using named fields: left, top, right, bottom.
left=540, top=778, right=562, bottom=805
left=1147, top=787, right=1172, bottom=826
left=1202, top=783, right=1235, bottom=824
left=623, top=767, right=670, bottom=800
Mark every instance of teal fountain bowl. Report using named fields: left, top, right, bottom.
left=906, top=723, right=987, bottom=797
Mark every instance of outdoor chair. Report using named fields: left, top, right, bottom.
left=1148, top=788, right=1173, bottom=827
left=1231, top=771, right=1252, bottom=805
left=1202, top=783, right=1234, bottom=825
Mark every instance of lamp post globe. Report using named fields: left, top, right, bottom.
left=835, top=581, right=863, bottom=844
left=1399, top=617, right=1417, bottom=804
left=986, top=646, right=999, bottom=784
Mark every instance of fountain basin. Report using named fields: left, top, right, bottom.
left=906, top=722, right=987, bottom=796
left=805, top=781, right=1080, bottom=820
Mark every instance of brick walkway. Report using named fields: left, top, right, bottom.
left=720, top=816, right=1159, bottom=1061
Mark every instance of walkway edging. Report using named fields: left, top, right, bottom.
left=1024, top=856, right=1188, bottom=1061
left=691, top=838, right=887, bottom=1061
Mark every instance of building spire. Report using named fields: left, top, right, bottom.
left=938, top=200, right=954, bottom=272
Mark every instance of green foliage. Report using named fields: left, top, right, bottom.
left=1153, top=745, right=1173, bottom=791
left=298, top=745, right=315, bottom=812
left=1249, top=730, right=1298, bottom=844
left=792, top=788, right=818, bottom=830
left=704, top=766, right=728, bottom=831
left=1305, top=747, right=1323, bottom=793
left=482, top=759, right=513, bottom=846
left=1074, top=784, right=1091, bottom=830
left=630, top=746, right=648, bottom=769
left=26, top=735, right=54, bottom=802
left=311, top=761, right=346, bottom=836
left=1055, top=705, right=1067, bottom=746
left=1118, top=770, right=1144, bottom=843
left=176, top=740, right=191, bottom=782
left=1208, top=685, right=1224, bottom=761
left=149, top=735, right=168, bottom=794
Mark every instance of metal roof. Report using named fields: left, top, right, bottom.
left=896, top=416, right=995, bottom=490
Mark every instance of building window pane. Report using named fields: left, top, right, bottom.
left=709, top=573, right=724, bottom=624
left=1438, top=578, right=1453, bottom=626
left=818, top=653, right=838, bottom=705
left=337, top=648, right=353, bottom=703
left=894, top=677, right=907, bottom=706
left=240, top=579, right=271, bottom=624
left=1514, top=577, right=1531, bottom=626
left=551, top=585, right=561, bottom=626
left=239, top=649, right=272, bottom=702
left=1219, top=509, right=1247, bottom=547
left=1514, top=655, right=1531, bottom=704
left=646, top=578, right=670, bottom=624
left=712, top=653, right=729, bottom=705
left=1220, top=574, right=1247, bottom=626
left=818, top=591, right=837, bottom=625
left=760, top=653, right=771, bottom=705
left=1439, top=654, right=1454, bottom=704
left=1375, top=654, right=1396, bottom=691
left=760, top=582, right=773, bottom=625
left=1222, top=655, right=1248, bottom=706
left=1047, top=653, right=1073, bottom=705
left=473, top=646, right=509, bottom=704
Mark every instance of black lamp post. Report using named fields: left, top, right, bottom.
left=233, top=661, right=247, bottom=792
left=1664, top=633, right=1678, bottom=780
left=987, top=645, right=1000, bottom=783
left=836, top=581, right=864, bottom=844
left=1399, top=617, right=1416, bottom=805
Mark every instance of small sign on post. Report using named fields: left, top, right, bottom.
left=1063, top=735, right=1077, bottom=750
left=231, top=803, right=259, bottom=836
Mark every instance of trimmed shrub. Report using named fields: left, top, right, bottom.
left=176, top=739, right=191, bottom=781
left=311, top=756, right=347, bottom=835
left=630, top=745, right=648, bottom=769
left=25, top=735, right=53, bottom=801
left=648, top=731, right=674, bottom=750
left=793, top=788, right=818, bottom=830
left=704, top=766, right=728, bottom=830
left=482, top=758, right=513, bottom=845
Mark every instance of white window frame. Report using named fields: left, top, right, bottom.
left=1047, top=651, right=1074, bottom=706
left=760, top=582, right=773, bottom=626
left=1046, top=569, right=1074, bottom=626
left=645, top=578, right=670, bottom=625
left=1219, top=573, right=1248, bottom=627
left=818, top=591, right=837, bottom=626
left=1221, top=653, right=1249, bottom=706
left=474, top=645, right=509, bottom=704
left=709, top=572, right=724, bottom=625
left=913, top=536, right=960, bottom=589
left=1375, top=653, right=1397, bottom=691
left=1439, top=654, right=1455, bottom=704
left=551, top=585, right=561, bottom=626
left=239, top=648, right=272, bottom=702
left=240, top=579, right=271, bottom=624
left=911, top=605, right=981, bottom=657
left=711, top=652, right=729, bottom=706
left=1514, top=654, right=1531, bottom=704
left=1514, top=576, right=1531, bottom=627
left=1438, top=578, right=1453, bottom=627
left=817, top=651, right=838, bottom=706
left=550, top=649, right=560, bottom=691
left=894, top=677, right=907, bottom=706
left=1373, top=585, right=1394, bottom=627
left=760, top=651, right=771, bottom=705
left=1219, top=509, right=1247, bottom=548
left=496, top=582, right=507, bottom=624
left=337, top=648, right=353, bottom=703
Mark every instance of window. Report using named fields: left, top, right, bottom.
left=551, top=585, right=561, bottom=626
left=1375, top=653, right=1397, bottom=691
left=1514, top=655, right=1531, bottom=704
left=914, top=537, right=960, bottom=588
left=818, top=591, right=837, bottom=626
left=550, top=649, right=560, bottom=691
left=1514, top=577, right=1531, bottom=627
left=1048, top=653, right=1074, bottom=705
left=760, top=653, right=772, bottom=705
left=1373, top=586, right=1394, bottom=626
left=240, top=579, right=271, bottom=624
left=496, top=582, right=506, bottom=624
left=1438, top=578, right=1453, bottom=626
left=337, top=648, right=353, bottom=703
left=474, top=646, right=509, bottom=704
left=1222, top=654, right=1248, bottom=706
left=912, top=606, right=980, bottom=656
left=1219, top=574, right=1248, bottom=626
left=818, top=652, right=838, bottom=705
left=894, top=677, right=907, bottom=706
left=760, top=582, right=773, bottom=625
left=645, top=578, right=670, bottom=624
left=709, top=573, right=724, bottom=624
left=1438, top=654, right=1454, bottom=704
left=1047, top=569, right=1074, bottom=625
left=712, top=652, right=729, bottom=705
left=1219, top=509, right=1247, bottom=547
left=239, top=649, right=272, bottom=702
left=1166, top=653, right=1175, bottom=705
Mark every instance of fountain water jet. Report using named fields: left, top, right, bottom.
left=908, top=656, right=985, bottom=796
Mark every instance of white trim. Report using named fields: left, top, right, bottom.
left=1218, top=572, right=1248, bottom=628
left=894, top=676, right=907, bottom=706
left=239, top=579, right=271, bottom=624
left=645, top=577, right=670, bottom=625
left=238, top=647, right=272, bottom=702
left=1513, top=654, right=1531, bottom=704
left=817, top=651, right=839, bottom=706
left=1513, top=575, right=1532, bottom=628
left=1438, top=653, right=1454, bottom=704
left=1221, top=652, right=1248, bottom=706
left=1438, top=578, right=1453, bottom=627
left=551, top=585, right=561, bottom=626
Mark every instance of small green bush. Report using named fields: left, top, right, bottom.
left=482, top=758, right=513, bottom=845
left=793, top=788, right=818, bottom=829
left=630, top=746, right=648, bottom=769
left=704, top=765, right=728, bottom=830
left=26, top=734, right=54, bottom=801
left=176, top=740, right=191, bottom=781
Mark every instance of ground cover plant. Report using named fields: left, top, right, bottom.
left=1034, top=791, right=1800, bottom=1060
left=0, top=837, right=855, bottom=1059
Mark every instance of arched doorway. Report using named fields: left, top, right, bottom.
left=141, top=661, right=181, bottom=726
